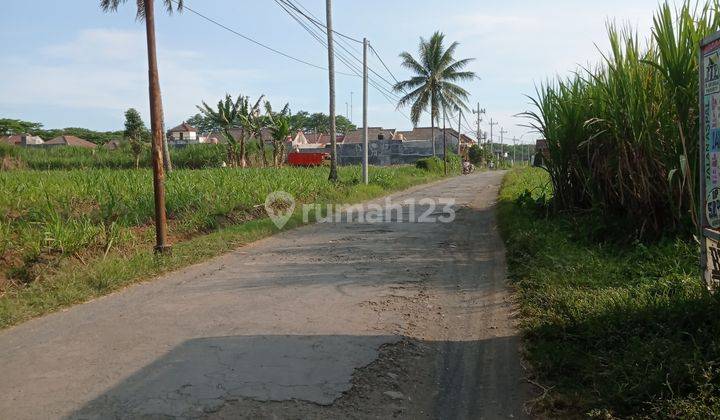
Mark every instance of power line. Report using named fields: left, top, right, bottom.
left=369, top=44, right=401, bottom=86
left=278, top=0, right=363, bottom=44
left=175, top=0, right=358, bottom=77
left=274, top=0, right=414, bottom=124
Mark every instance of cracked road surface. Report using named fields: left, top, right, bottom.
left=0, top=171, right=532, bottom=419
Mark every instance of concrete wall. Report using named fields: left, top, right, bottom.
left=337, top=138, right=457, bottom=166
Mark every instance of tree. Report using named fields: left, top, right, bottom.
left=394, top=31, right=475, bottom=156
left=186, top=113, right=221, bottom=134
left=101, top=0, right=183, bottom=253
left=124, top=108, right=149, bottom=169
left=335, top=115, right=356, bottom=135
left=306, top=113, right=330, bottom=137
left=0, top=119, right=43, bottom=135
left=197, top=95, right=247, bottom=167
left=265, top=103, right=293, bottom=168
left=289, top=111, right=309, bottom=132
left=238, top=96, right=267, bottom=167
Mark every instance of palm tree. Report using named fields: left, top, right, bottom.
left=197, top=95, right=245, bottom=167
left=394, top=31, right=475, bottom=157
left=100, top=0, right=182, bottom=253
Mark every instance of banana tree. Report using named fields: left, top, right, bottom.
left=265, top=102, right=293, bottom=168
left=239, top=95, right=267, bottom=167
left=197, top=95, right=245, bottom=167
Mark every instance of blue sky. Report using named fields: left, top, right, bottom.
left=0, top=0, right=661, bottom=143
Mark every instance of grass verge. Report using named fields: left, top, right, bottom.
left=0, top=165, right=447, bottom=329
left=498, top=167, right=720, bottom=418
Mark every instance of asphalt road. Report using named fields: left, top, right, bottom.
left=0, top=170, right=531, bottom=419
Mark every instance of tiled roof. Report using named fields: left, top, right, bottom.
left=46, top=135, right=97, bottom=148
left=168, top=122, right=197, bottom=133
left=343, top=127, right=396, bottom=143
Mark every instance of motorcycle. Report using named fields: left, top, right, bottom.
left=462, top=162, right=475, bottom=175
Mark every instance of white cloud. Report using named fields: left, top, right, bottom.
left=0, top=28, right=261, bottom=127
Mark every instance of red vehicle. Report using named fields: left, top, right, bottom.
left=287, top=151, right=329, bottom=167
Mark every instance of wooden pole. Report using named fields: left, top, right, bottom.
left=326, top=0, right=338, bottom=182
left=144, top=0, right=170, bottom=253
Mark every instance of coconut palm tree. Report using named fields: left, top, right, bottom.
left=394, top=31, right=475, bottom=156
left=100, top=0, right=183, bottom=253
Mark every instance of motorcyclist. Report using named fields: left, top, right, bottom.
left=462, top=159, right=474, bottom=175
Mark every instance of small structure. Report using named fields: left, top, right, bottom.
left=533, top=139, right=549, bottom=167
left=288, top=131, right=328, bottom=152
left=45, top=135, right=96, bottom=149
left=342, top=127, right=397, bottom=143
left=167, top=122, right=198, bottom=146
left=0, top=134, right=44, bottom=146
left=104, top=139, right=123, bottom=151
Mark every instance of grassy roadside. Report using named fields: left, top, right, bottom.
left=498, top=168, right=720, bottom=418
left=0, top=165, right=447, bottom=329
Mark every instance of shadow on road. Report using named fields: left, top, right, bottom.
left=71, top=334, right=528, bottom=419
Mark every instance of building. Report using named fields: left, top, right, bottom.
left=167, top=122, right=198, bottom=145
left=45, top=135, right=96, bottom=149
left=342, top=127, right=397, bottom=143
left=104, top=139, right=123, bottom=151
left=335, top=126, right=477, bottom=166
left=533, top=139, right=549, bottom=166
left=0, top=134, right=44, bottom=146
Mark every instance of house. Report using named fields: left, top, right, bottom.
left=104, top=139, right=123, bottom=150
left=533, top=139, right=550, bottom=166
left=167, top=122, right=198, bottom=145
left=289, top=131, right=327, bottom=152
left=45, top=135, right=97, bottom=149
left=342, top=127, right=397, bottom=143
left=0, top=134, right=44, bottom=146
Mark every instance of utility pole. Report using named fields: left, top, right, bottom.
left=512, top=137, right=517, bottom=166
left=457, top=110, right=462, bottom=156
left=472, top=103, right=485, bottom=147
left=488, top=118, right=498, bottom=158
left=345, top=102, right=349, bottom=119
left=500, top=127, right=508, bottom=162
left=362, top=38, right=369, bottom=185
left=144, top=0, right=170, bottom=253
left=350, top=91, right=354, bottom=124
left=442, top=111, right=448, bottom=175
left=326, top=0, right=338, bottom=182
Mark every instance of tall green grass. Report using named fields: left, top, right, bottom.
left=0, top=165, right=442, bottom=327
left=0, top=143, right=247, bottom=170
left=523, top=1, right=720, bottom=238
left=500, top=168, right=720, bottom=418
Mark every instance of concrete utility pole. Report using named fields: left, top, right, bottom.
left=350, top=91, right=354, bottom=124
left=500, top=127, right=508, bottom=161
left=144, top=0, right=170, bottom=253
left=512, top=137, right=518, bottom=166
left=362, top=38, right=369, bottom=185
left=442, top=111, right=448, bottom=175
left=472, top=103, right=485, bottom=147
left=457, top=110, right=462, bottom=156
left=488, top=118, right=498, bottom=157
left=326, top=0, right=338, bottom=182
